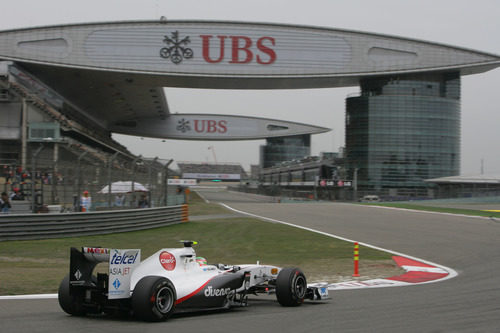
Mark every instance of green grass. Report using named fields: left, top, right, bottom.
left=0, top=192, right=397, bottom=295
left=360, top=202, right=500, bottom=218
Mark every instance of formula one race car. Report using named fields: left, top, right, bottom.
left=58, top=241, right=329, bottom=321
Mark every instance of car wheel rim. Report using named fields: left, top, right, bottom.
left=155, top=286, right=174, bottom=314
left=294, top=275, right=306, bottom=298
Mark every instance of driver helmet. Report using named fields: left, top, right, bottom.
left=196, top=257, right=207, bottom=266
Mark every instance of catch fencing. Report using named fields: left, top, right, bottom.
left=1, top=143, right=185, bottom=213
left=0, top=205, right=189, bottom=241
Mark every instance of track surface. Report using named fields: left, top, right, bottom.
left=2, top=189, right=500, bottom=332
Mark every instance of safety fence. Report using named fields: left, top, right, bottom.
left=0, top=205, right=189, bottom=241
left=1, top=144, right=185, bottom=213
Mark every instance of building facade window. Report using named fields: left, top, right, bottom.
left=260, top=135, right=311, bottom=168
left=345, top=72, right=461, bottom=195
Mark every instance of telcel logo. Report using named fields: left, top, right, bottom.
left=159, top=251, right=176, bottom=271
left=110, top=251, right=139, bottom=265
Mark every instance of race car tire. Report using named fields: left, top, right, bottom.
left=276, top=267, right=307, bottom=307
left=132, top=276, right=177, bottom=322
left=58, top=274, right=86, bottom=316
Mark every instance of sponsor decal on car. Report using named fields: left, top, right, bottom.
left=110, top=250, right=139, bottom=265
left=108, top=249, right=141, bottom=300
left=159, top=251, right=176, bottom=271
left=112, top=278, right=121, bottom=290
left=83, top=247, right=109, bottom=254
left=204, top=286, right=232, bottom=297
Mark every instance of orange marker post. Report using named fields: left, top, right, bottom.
left=353, top=242, right=360, bottom=277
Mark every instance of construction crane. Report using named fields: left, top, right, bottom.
left=208, top=145, right=217, bottom=164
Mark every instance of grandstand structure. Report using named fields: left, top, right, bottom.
left=0, top=64, right=178, bottom=210
left=177, top=161, right=247, bottom=181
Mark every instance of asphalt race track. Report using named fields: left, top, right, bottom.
left=2, top=188, right=500, bottom=332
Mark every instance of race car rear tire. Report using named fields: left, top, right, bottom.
left=132, top=276, right=177, bottom=322
left=58, top=274, right=86, bottom=316
left=276, top=267, right=307, bottom=307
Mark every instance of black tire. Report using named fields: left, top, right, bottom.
left=276, top=268, right=307, bottom=307
left=58, top=274, right=86, bottom=316
left=131, top=276, right=176, bottom=322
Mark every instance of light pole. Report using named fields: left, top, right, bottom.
left=130, top=155, right=142, bottom=208
left=107, top=152, right=119, bottom=208
left=147, top=157, right=158, bottom=207
left=163, top=159, right=174, bottom=206
left=31, top=144, right=44, bottom=213
left=353, top=167, right=359, bottom=201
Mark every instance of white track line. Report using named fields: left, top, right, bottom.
left=194, top=189, right=211, bottom=203
left=0, top=294, right=57, bottom=300
left=220, top=203, right=458, bottom=288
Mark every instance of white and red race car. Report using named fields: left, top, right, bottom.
left=58, top=241, right=329, bottom=321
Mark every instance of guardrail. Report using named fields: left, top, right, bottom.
left=0, top=205, right=189, bottom=241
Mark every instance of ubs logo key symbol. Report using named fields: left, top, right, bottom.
left=160, top=31, right=194, bottom=64
left=176, top=118, right=191, bottom=133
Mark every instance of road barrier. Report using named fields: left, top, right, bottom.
left=0, top=205, right=188, bottom=241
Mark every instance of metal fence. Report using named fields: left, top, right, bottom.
left=0, top=205, right=189, bottom=241
left=0, top=142, right=184, bottom=214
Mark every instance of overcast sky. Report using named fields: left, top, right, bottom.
left=1, top=0, right=499, bottom=174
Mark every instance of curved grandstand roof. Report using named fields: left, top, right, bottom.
left=1, top=20, right=499, bottom=129
left=425, top=174, right=500, bottom=184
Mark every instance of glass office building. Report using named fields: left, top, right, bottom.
left=345, top=72, right=461, bottom=196
left=260, top=135, right=311, bottom=168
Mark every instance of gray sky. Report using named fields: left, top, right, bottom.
left=2, top=0, right=499, bottom=174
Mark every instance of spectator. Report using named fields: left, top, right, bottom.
left=10, top=188, right=24, bottom=200
left=80, top=190, right=92, bottom=212
left=0, top=192, right=11, bottom=214
left=2, top=165, right=9, bottom=181
left=115, top=193, right=125, bottom=207
left=138, top=193, right=149, bottom=208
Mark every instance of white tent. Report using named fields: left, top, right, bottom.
left=98, top=181, right=148, bottom=194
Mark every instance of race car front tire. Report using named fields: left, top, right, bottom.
left=276, top=267, right=307, bottom=307
left=132, top=276, right=177, bottom=321
left=58, top=274, right=87, bottom=316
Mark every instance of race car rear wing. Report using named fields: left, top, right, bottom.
left=69, top=247, right=108, bottom=287
left=69, top=247, right=141, bottom=299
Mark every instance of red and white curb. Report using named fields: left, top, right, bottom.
left=325, top=256, right=450, bottom=290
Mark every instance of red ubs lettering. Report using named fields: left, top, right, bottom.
left=194, top=120, right=228, bottom=134
left=200, top=35, right=276, bottom=65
